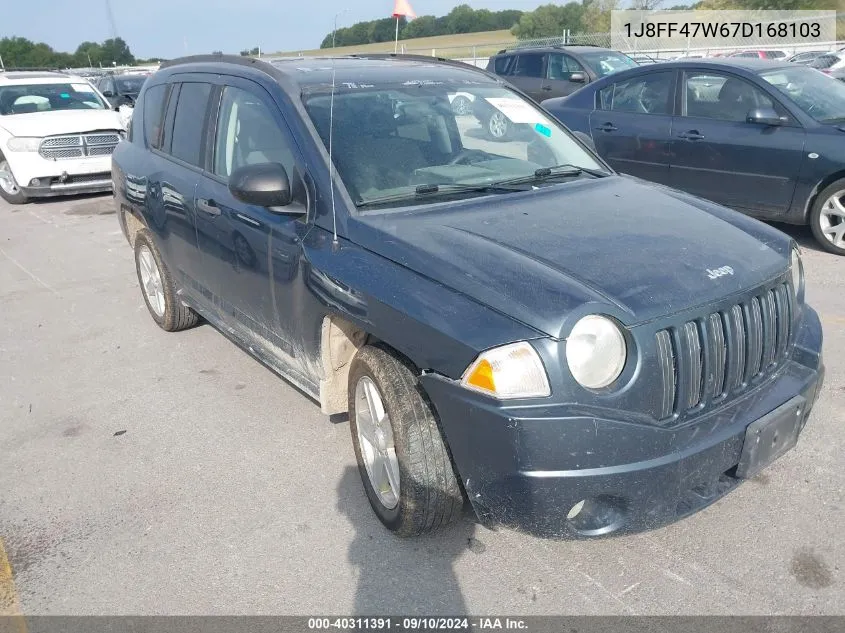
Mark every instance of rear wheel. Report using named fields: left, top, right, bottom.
left=348, top=345, right=463, bottom=536
left=134, top=230, right=199, bottom=331
left=810, top=180, right=845, bottom=256
left=0, top=158, right=28, bottom=205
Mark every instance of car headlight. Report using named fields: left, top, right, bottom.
left=790, top=247, right=803, bottom=294
left=566, top=315, right=627, bottom=389
left=5, top=137, right=42, bottom=152
left=461, top=341, right=550, bottom=399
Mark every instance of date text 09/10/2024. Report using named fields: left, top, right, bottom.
left=307, top=618, right=527, bottom=630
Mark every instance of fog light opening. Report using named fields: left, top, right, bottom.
left=29, top=178, right=40, bottom=187
left=567, top=495, right=628, bottom=536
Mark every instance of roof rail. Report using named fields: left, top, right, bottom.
left=159, top=54, right=272, bottom=71
left=495, top=41, right=605, bottom=54
left=346, top=53, right=498, bottom=80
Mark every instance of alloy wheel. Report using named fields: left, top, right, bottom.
left=355, top=376, right=400, bottom=510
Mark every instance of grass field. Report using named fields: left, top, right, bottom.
left=267, top=29, right=516, bottom=59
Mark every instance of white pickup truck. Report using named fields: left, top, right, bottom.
left=0, top=70, right=126, bottom=204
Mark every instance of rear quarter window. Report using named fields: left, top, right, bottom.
left=493, top=55, right=513, bottom=75
left=143, top=84, right=168, bottom=149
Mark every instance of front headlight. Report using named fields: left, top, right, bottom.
left=461, top=341, right=550, bottom=399
left=790, top=247, right=803, bottom=294
left=566, top=315, right=627, bottom=389
left=6, top=137, right=42, bottom=152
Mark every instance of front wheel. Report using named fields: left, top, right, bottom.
left=348, top=345, right=464, bottom=536
left=0, top=158, right=29, bottom=205
left=810, top=180, right=845, bottom=256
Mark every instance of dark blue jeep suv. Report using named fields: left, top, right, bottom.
left=112, top=54, right=824, bottom=538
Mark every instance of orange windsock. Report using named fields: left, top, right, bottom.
left=392, top=0, right=416, bottom=18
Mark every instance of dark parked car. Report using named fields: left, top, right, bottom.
left=543, top=58, right=845, bottom=255
left=112, top=55, right=823, bottom=538
left=96, top=73, right=148, bottom=109
left=476, top=46, right=638, bottom=139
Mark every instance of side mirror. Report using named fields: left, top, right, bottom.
left=229, top=163, right=292, bottom=208
left=747, top=107, right=786, bottom=126
left=570, top=72, right=587, bottom=83
left=102, top=90, right=114, bottom=98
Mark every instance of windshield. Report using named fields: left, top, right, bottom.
left=760, top=66, right=845, bottom=123
left=115, top=76, right=147, bottom=93
left=303, top=83, right=607, bottom=208
left=0, top=82, right=107, bottom=115
left=579, top=51, right=638, bottom=78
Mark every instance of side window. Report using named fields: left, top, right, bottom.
left=212, top=86, right=294, bottom=180
left=683, top=72, right=774, bottom=122
left=511, top=53, right=544, bottom=78
left=547, top=54, right=585, bottom=81
left=170, top=82, right=212, bottom=166
left=598, top=72, right=673, bottom=115
left=493, top=55, right=513, bottom=75
left=143, top=84, right=168, bottom=149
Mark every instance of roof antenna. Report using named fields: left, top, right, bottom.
left=329, top=10, right=347, bottom=247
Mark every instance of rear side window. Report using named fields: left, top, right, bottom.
left=170, top=82, right=212, bottom=167
left=143, top=84, right=168, bottom=149
left=598, top=71, right=673, bottom=115
left=511, top=53, right=544, bottom=78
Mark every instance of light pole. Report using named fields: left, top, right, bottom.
left=333, top=9, right=349, bottom=49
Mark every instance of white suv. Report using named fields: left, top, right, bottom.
left=0, top=71, right=126, bottom=204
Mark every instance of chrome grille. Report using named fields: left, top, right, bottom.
left=655, top=283, right=793, bottom=421
left=39, top=132, right=120, bottom=160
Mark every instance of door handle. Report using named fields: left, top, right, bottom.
left=196, top=198, right=221, bottom=216
left=678, top=130, right=705, bottom=140
left=595, top=122, right=618, bottom=132
left=542, top=85, right=553, bottom=91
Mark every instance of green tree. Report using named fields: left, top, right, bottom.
left=100, top=38, right=135, bottom=65
left=401, top=15, right=438, bottom=39
left=582, top=0, right=621, bottom=32
left=511, top=3, right=585, bottom=38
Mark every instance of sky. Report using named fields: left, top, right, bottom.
left=4, top=0, right=553, bottom=59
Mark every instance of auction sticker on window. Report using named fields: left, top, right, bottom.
left=484, top=97, right=551, bottom=125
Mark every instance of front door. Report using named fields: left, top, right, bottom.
left=589, top=70, right=675, bottom=185
left=669, top=70, right=806, bottom=216
left=195, top=79, right=312, bottom=376
left=542, top=52, right=589, bottom=99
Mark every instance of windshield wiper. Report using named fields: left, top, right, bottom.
left=356, top=182, right=531, bottom=208
left=483, top=163, right=610, bottom=189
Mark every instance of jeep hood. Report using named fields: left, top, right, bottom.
left=0, top=109, right=124, bottom=137
left=351, top=176, right=792, bottom=338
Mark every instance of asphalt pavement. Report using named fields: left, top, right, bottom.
left=0, top=192, right=842, bottom=615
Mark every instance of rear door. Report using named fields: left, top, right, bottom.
left=147, top=78, right=215, bottom=303
left=669, top=69, right=805, bottom=216
left=588, top=69, right=675, bottom=184
left=542, top=52, right=589, bottom=99
left=504, top=52, right=546, bottom=102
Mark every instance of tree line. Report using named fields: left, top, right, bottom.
left=0, top=36, right=146, bottom=69
left=320, top=5, right=524, bottom=48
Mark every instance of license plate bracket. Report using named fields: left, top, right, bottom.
left=736, top=395, right=805, bottom=479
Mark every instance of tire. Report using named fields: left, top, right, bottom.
left=348, top=344, right=463, bottom=536
left=809, top=179, right=845, bottom=256
left=134, top=230, right=199, bottom=331
left=451, top=95, right=472, bottom=116
left=0, top=157, right=29, bottom=205
left=486, top=110, right=511, bottom=141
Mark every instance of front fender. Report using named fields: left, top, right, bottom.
left=303, top=229, right=543, bottom=379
